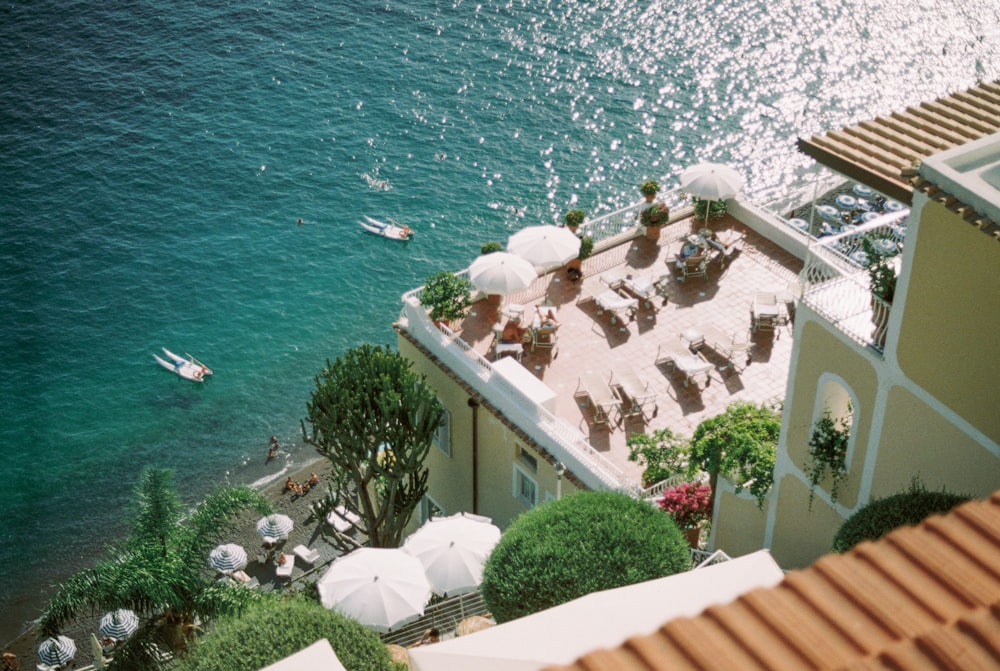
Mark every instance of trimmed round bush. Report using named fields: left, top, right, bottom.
left=180, top=595, right=393, bottom=671
left=832, top=482, right=970, bottom=553
left=481, top=490, right=690, bottom=623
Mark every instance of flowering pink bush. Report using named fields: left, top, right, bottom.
left=657, top=482, right=712, bottom=529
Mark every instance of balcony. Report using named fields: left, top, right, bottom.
left=397, top=201, right=804, bottom=491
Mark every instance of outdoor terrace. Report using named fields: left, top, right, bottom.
left=399, top=207, right=804, bottom=490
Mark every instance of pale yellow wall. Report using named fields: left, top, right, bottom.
left=780, top=320, right=879, bottom=510
left=712, top=487, right=769, bottom=558
left=769, top=474, right=846, bottom=568
left=870, top=385, right=1000, bottom=499
left=897, top=199, right=1000, bottom=445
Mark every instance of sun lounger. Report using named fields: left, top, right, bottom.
left=699, top=324, right=752, bottom=372
left=494, top=341, right=523, bottom=360
left=707, top=230, right=745, bottom=267
left=596, top=289, right=638, bottom=324
left=622, top=273, right=670, bottom=309
left=327, top=505, right=360, bottom=533
left=655, top=345, right=713, bottom=388
left=293, top=544, right=321, bottom=564
left=612, top=366, right=657, bottom=417
left=275, top=554, right=295, bottom=578
left=576, top=372, right=622, bottom=426
left=751, top=291, right=781, bottom=334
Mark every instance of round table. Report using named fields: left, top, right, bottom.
left=885, top=200, right=904, bottom=212
left=817, top=205, right=840, bottom=220
left=788, top=218, right=809, bottom=231
left=861, top=211, right=881, bottom=222
left=853, top=183, right=875, bottom=197
left=835, top=194, right=857, bottom=209
left=850, top=250, right=870, bottom=266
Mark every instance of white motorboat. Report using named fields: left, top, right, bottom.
left=154, top=348, right=212, bottom=382
left=360, top=215, right=413, bottom=241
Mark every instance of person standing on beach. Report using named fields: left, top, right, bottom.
left=268, top=435, right=279, bottom=461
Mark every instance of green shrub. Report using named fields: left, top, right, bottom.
left=693, top=198, right=727, bottom=219
left=627, top=428, right=690, bottom=488
left=480, top=490, right=690, bottom=623
left=832, top=480, right=971, bottom=553
left=640, top=179, right=660, bottom=197
left=180, top=595, right=393, bottom=671
left=480, top=241, right=504, bottom=254
left=577, top=235, right=594, bottom=261
left=564, top=209, right=586, bottom=228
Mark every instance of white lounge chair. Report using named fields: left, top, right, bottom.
left=655, top=345, right=713, bottom=388
left=707, top=230, right=745, bottom=268
left=695, top=324, right=752, bottom=372
left=275, top=554, right=295, bottom=578
left=293, top=544, right=321, bottom=564
left=622, top=273, right=670, bottom=309
left=751, top=291, right=781, bottom=334
left=612, top=366, right=657, bottom=417
left=327, top=505, right=360, bottom=534
left=596, top=289, right=638, bottom=324
left=576, top=372, right=622, bottom=426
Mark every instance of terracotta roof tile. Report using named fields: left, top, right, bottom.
left=549, top=492, right=1000, bottom=671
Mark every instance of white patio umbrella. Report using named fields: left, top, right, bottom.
left=38, top=635, right=76, bottom=667
left=317, top=548, right=431, bottom=633
left=679, top=162, right=744, bottom=224
left=402, top=512, right=501, bottom=597
left=507, top=225, right=582, bottom=267
left=468, top=252, right=537, bottom=296
left=209, top=543, right=248, bottom=574
left=99, top=609, right=140, bottom=640
left=256, top=513, right=294, bottom=542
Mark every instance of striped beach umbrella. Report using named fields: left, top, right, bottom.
left=99, top=609, right=140, bottom=640
left=256, top=513, right=294, bottom=541
left=209, top=543, right=248, bottom=574
left=38, top=635, right=76, bottom=666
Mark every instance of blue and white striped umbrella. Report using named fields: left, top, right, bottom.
left=209, top=543, right=248, bottom=574
left=99, top=609, right=140, bottom=640
left=38, top=635, right=76, bottom=666
left=256, top=513, right=294, bottom=540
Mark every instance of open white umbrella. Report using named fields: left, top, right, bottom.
left=256, top=513, right=294, bottom=542
left=507, top=225, right=582, bottom=267
left=38, top=636, right=76, bottom=667
left=317, top=548, right=431, bottom=633
left=679, top=162, right=744, bottom=224
left=468, top=252, right=537, bottom=296
left=99, top=609, right=140, bottom=640
left=209, top=543, right=248, bottom=574
left=402, top=512, right=501, bottom=597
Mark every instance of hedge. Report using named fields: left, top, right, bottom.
left=480, top=490, right=690, bottom=623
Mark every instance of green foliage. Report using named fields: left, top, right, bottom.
left=564, top=209, right=586, bottom=228
left=420, top=271, right=472, bottom=322
left=692, top=198, right=728, bottom=219
left=302, top=344, right=444, bottom=550
left=861, top=237, right=898, bottom=302
left=39, top=468, right=271, bottom=671
left=577, top=235, right=594, bottom=261
left=640, top=179, right=660, bottom=197
left=805, top=412, right=850, bottom=508
left=688, top=401, right=780, bottom=510
left=626, top=428, right=690, bottom=487
left=832, top=479, right=971, bottom=553
left=480, top=241, right=504, bottom=254
left=480, top=491, right=690, bottom=623
left=179, top=595, right=393, bottom=671
left=640, top=202, right=670, bottom=227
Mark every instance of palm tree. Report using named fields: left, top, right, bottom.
left=39, top=467, right=272, bottom=670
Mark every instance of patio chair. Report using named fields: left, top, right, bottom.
left=707, top=230, right=745, bottom=268
left=493, top=340, right=523, bottom=361
left=532, top=324, right=559, bottom=354
left=655, top=344, right=713, bottom=389
left=675, top=254, right=708, bottom=282
left=293, top=544, right=321, bottom=564
left=612, top=366, right=657, bottom=417
left=596, top=289, right=639, bottom=324
left=622, top=272, right=671, bottom=309
left=699, top=323, right=752, bottom=372
left=751, top=291, right=781, bottom=334
left=576, top=372, right=622, bottom=426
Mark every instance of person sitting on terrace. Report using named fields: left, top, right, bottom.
left=500, top=316, right=527, bottom=343
left=411, top=628, right=441, bottom=647
left=536, top=306, right=560, bottom=330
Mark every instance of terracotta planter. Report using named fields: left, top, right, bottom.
left=645, top=225, right=662, bottom=240
left=684, top=525, right=702, bottom=549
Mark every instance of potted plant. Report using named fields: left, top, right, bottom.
left=861, top=237, right=898, bottom=348
left=566, top=235, right=594, bottom=281
left=420, top=271, right=472, bottom=326
left=564, top=209, right=586, bottom=232
left=480, top=241, right=503, bottom=254
left=657, top=481, right=712, bottom=548
left=640, top=179, right=660, bottom=202
left=640, top=202, right=670, bottom=240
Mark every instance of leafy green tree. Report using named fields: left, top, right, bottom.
left=626, top=428, right=691, bottom=488
left=832, top=479, right=971, bottom=552
left=480, top=491, right=690, bottom=623
left=39, top=468, right=272, bottom=670
left=302, top=344, right=444, bottom=551
left=179, top=595, right=393, bottom=671
left=688, top=401, right=781, bottom=512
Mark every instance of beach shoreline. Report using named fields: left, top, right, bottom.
left=1, top=453, right=337, bottom=667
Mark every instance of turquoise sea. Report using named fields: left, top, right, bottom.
left=3, top=0, right=998, bottom=639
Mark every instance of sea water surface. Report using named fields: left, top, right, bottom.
left=2, top=0, right=998, bottom=639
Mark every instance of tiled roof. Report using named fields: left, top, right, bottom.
left=798, top=80, right=1000, bottom=204
left=549, top=491, right=1000, bottom=671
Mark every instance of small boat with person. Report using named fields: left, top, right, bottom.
left=154, top=348, right=212, bottom=382
left=360, top=215, right=414, bottom=241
